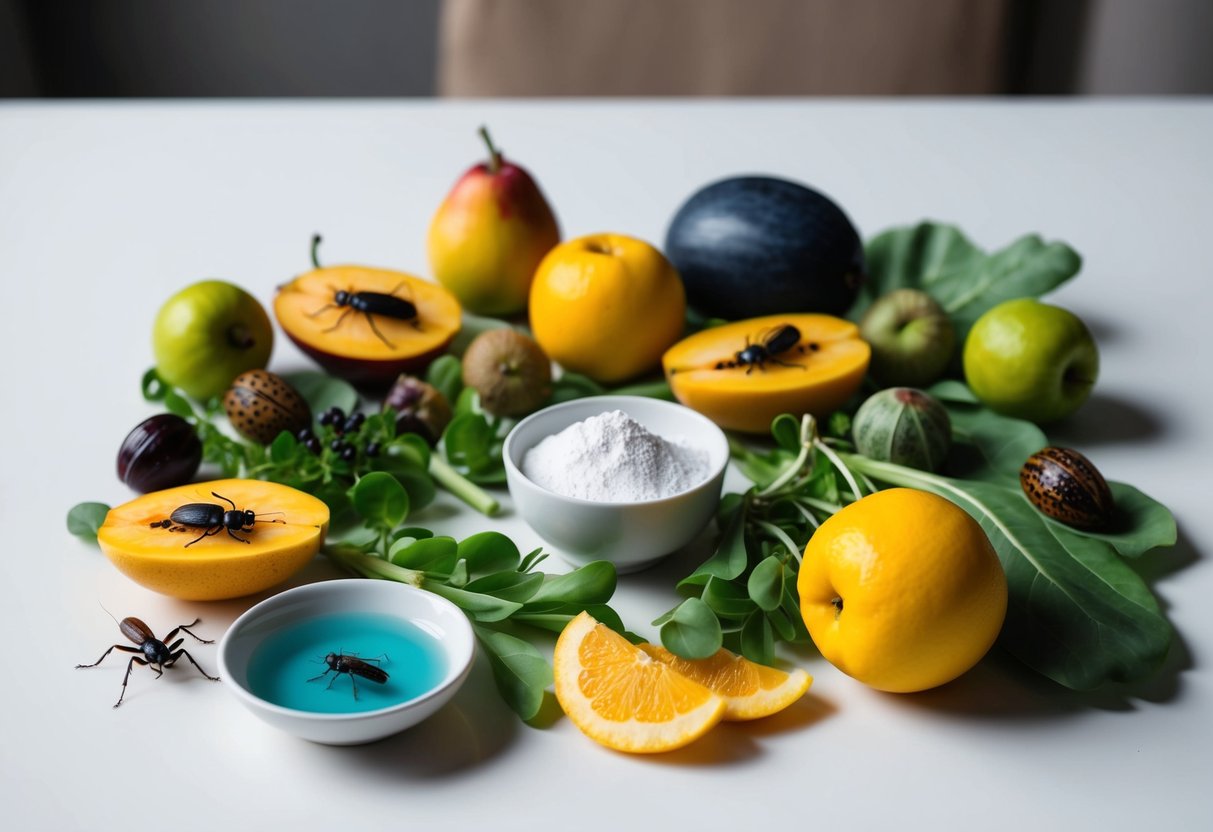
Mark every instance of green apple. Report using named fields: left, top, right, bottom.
left=860, top=288, right=955, bottom=387
left=963, top=298, right=1098, bottom=423
left=153, top=280, right=274, bottom=400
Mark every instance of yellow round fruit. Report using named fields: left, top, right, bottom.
left=797, top=488, right=1007, bottom=692
left=529, top=233, right=686, bottom=384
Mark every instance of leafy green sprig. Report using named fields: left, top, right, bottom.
left=325, top=472, right=631, bottom=719
left=140, top=367, right=499, bottom=519
left=660, top=401, right=1179, bottom=692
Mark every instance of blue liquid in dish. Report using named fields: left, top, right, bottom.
left=246, top=612, right=447, bottom=713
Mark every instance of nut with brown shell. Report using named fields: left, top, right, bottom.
left=1020, top=446, right=1115, bottom=530
left=223, top=370, right=312, bottom=445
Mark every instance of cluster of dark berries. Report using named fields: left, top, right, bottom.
left=300, top=407, right=379, bottom=462
left=318, top=407, right=365, bottom=435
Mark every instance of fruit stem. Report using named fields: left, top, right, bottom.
left=479, top=125, right=502, bottom=174
left=311, top=234, right=323, bottom=269
left=429, top=454, right=501, bottom=516
left=324, top=543, right=424, bottom=587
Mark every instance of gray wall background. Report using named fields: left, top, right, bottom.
left=2, top=0, right=1211, bottom=97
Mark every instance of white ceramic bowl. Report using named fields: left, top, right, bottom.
left=217, top=579, right=475, bottom=745
left=503, top=395, right=729, bottom=573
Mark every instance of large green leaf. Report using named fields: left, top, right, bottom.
left=855, top=222, right=1082, bottom=342
left=845, top=454, right=1174, bottom=690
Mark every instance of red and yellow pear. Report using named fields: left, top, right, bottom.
left=427, top=127, right=560, bottom=316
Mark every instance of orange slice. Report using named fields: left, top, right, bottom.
left=554, top=612, right=725, bottom=753
left=637, top=644, right=812, bottom=720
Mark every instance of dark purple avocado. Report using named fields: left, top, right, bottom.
left=664, top=176, right=864, bottom=320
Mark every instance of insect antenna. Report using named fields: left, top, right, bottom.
left=212, top=492, right=237, bottom=510
left=253, top=511, right=287, bottom=525
left=98, top=602, right=121, bottom=626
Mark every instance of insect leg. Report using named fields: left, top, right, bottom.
left=116, top=656, right=151, bottom=708
left=166, top=649, right=220, bottom=682
left=226, top=528, right=251, bottom=544
left=306, top=668, right=335, bottom=684
left=163, top=619, right=212, bottom=645
left=350, top=673, right=360, bottom=701
left=212, top=492, right=236, bottom=510
left=769, top=358, right=806, bottom=370
left=184, top=525, right=222, bottom=548
left=364, top=311, right=397, bottom=349
left=321, top=306, right=354, bottom=333
left=306, top=302, right=338, bottom=319
left=76, top=643, right=140, bottom=669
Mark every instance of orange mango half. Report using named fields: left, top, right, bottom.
left=97, top=479, right=329, bottom=601
left=275, top=266, right=461, bottom=386
left=663, top=314, right=870, bottom=433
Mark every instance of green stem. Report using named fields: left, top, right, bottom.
left=324, top=544, right=425, bottom=586
left=311, top=234, right=323, bottom=269
left=429, top=454, right=500, bottom=516
left=479, top=125, right=502, bottom=174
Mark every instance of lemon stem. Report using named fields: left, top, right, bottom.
left=311, top=234, right=323, bottom=269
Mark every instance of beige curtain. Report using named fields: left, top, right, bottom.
left=439, top=0, right=1011, bottom=96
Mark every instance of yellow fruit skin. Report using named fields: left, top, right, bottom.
left=797, top=488, right=1007, bottom=692
left=97, top=479, right=329, bottom=601
left=662, top=314, right=870, bottom=433
left=428, top=164, right=560, bottom=316
left=530, top=233, right=686, bottom=384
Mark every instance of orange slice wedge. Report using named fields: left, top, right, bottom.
left=637, top=644, right=812, bottom=720
left=554, top=612, right=725, bottom=753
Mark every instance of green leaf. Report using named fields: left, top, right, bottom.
left=770, top=413, right=801, bottom=451
left=527, top=561, right=617, bottom=608
left=547, top=371, right=606, bottom=405
left=659, top=597, right=722, bottom=660
left=425, top=582, right=522, bottom=622
left=845, top=454, right=1174, bottom=689
left=389, top=536, right=457, bottom=573
left=939, top=397, right=1047, bottom=484
left=141, top=367, right=167, bottom=402
left=268, top=430, right=298, bottom=463
left=163, top=390, right=197, bottom=419
left=350, top=471, right=409, bottom=529
left=280, top=371, right=358, bottom=420
left=740, top=610, right=775, bottom=666
left=458, top=531, right=521, bottom=575
left=856, top=222, right=1082, bottom=343
left=678, top=502, right=749, bottom=588
left=67, top=502, right=110, bottom=543
left=474, top=626, right=552, bottom=721
left=1068, top=482, right=1177, bottom=559
left=747, top=555, right=785, bottom=612
left=464, top=570, right=545, bottom=603
left=425, top=355, right=463, bottom=405
left=702, top=576, right=759, bottom=618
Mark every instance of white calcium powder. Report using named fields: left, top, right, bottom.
left=521, top=410, right=711, bottom=502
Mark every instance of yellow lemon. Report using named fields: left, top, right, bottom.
left=797, top=488, right=1007, bottom=692
left=553, top=612, right=724, bottom=753
left=529, top=233, right=686, bottom=384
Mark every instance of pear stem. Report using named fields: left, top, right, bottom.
left=311, top=234, right=323, bottom=269
left=479, top=125, right=502, bottom=174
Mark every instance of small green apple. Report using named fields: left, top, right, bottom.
left=153, top=280, right=273, bottom=400
left=860, top=288, right=955, bottom=387
left=963, top=298, right=1098, bottom=423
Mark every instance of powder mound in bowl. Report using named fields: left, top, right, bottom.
left=520, top=410, right=711, bottom=503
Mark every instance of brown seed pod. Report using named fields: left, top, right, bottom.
left=223, top=370, right=312, bottom=445
left=1020, top=446, right=1115, bottom=530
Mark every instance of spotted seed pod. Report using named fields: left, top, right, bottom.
left=1020, top=446, right=1114, bottom=530
left=223, top=370, right=312, bottom=445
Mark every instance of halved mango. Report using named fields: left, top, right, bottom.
left=97, top=479, right=329, bottom=601
left=663, top=314, right=870, bottom=433
left=274, top=266, right=462, bottom=386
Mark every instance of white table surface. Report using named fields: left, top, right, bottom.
left=1, top=100, right=1209, bottom=831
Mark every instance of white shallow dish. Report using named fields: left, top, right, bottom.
left=218, top=579, right=475, bottom=745
left=503, top=395, right=729, bottom=573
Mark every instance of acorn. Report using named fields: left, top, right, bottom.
left=1020, top=446, right=1115, bottom=530
left=223, top=370, right=312, bottom=445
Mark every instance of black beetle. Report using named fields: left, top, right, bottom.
left=150, top=491, right=283, bottom=547
left=76, top=613, right=219, bottom=708
left=717, top=324, right=809, bottom=374
left=305, top=234, right=419, bottom=348
left=307, top=652, right=390, bottom=701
